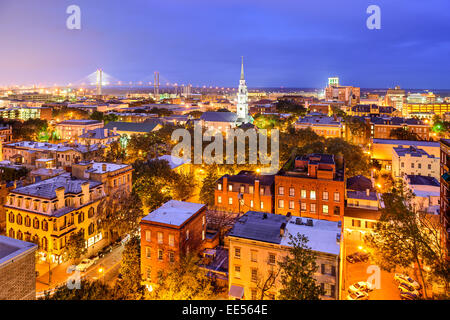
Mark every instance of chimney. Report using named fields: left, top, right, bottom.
left=102, top=163, right=107, bottom=172
left=366, top=189, right=370, bottom=197
left=55, top=186, right=65, bottom=209
left=104, top=128, right=108, bottom=137
left=81, top=181, right=90, bottom=203
left=286, top=211, right=292, bottom=222
left=280, top=222, right=286, bottom=237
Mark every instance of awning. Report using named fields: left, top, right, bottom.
left=228, top=285, right=244, bottom=299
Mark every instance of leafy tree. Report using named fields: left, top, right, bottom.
left=114, top=235, right=146, bottom=299
left=97, top=190, right=143, bottom=244
left=187, top=110, right=203, bottom=119
left=0, top=166, right=29, bottom=182
left=42, top=280, right=114, bottom=300
left=103, top=140, right=126, bottom=163
left=278, top=233, right=324, bottom=300
left=253, top=114, right=281, bottom=130
left=365, top=181, right=450, bottom=299
left=149, top=254, right=217, bottom=300
left=90, top=111, right=118, bottom=124
left=64, top=230, right=87, bottom=262
left=199, top=167, right=219, bottom=206
left=275, top=100, right=307, bottom=116
left=256, top=265, right=282, bottom=300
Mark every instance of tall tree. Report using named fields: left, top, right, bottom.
left=149, top=254, right=217, bottom=300
left=278, top=233, right=324, bottom=300
left=199, top=167, right=219, bottom=206
left=365, top=182, right=450, bottom=299
left=114, top=235, right=146, bottom=299
left=43, top=280, right=114, bottom=300
left=64, top=230, right=87, bottom=262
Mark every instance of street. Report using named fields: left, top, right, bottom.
left=36, top=244, right=124, bottom=297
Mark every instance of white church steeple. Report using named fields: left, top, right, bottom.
left=236, top=56, right=250, bottom=123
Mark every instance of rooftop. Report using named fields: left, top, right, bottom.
left=200, top=111, right=238, bottom=123
left=372, top=139, right=440, bottom=147
left=0, top=235, right=37, bottom=268
left=296, top=115, right=341, bottom=126
left=405, top=175, right=440, bottom=187
left=141, top=200, right=206, bottom=227
left=78, top=128, right=119, bottom=140
left=347, top=190, right=378, bottom=201
left=57, top=119, right=102, bottom=126
left=104, top=121, right=160, bottom=133
left=10, top=172, right=102, bottom=199
left=228, top=211, right=341, bottom=255
left=218, top=170, right=275, bottom=186
left=78, top=161, right=130, bottom=174
left=393, top=146, right=434, bottom=158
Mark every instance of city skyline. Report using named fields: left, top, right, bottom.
left=0, top=0, right=450, bottom=88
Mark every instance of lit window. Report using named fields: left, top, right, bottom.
left=158, top=249, right=163, bottom=261
left=323, top=205, right=329, bottom=214
left=278, top=186, right=284, bottom=195
left=301, top=202, right=307, bottom=211
left=301, top=189, right=307, bottom=199
left=235, top=247, right=241, bottom=259
left=228, top=197, right=233, bottom=205
left=169, top=234, right=174, bottom=247
left=145, top=230, right=151, bottom=242
left=310, top=191, right=316, bottom=200
left=217, top=196, right=222, bottom=204
left=289, top=187, right=295, bottom=197
left=146, top=247, right=151, bottom=259
left=323, top=191, right=328, bottom=201
left=157, top=232, right=163, bottom=244
left=334, top=192, right=340, bottom=202
left=289, top=200, right=295, bottom=209
left=310, top=203, right=316, bottom=212
left=218, top=183, right=222, bottom=191
left=278, top=199, right=284, bottom=208
left=234, top=265, right=241, bottom=279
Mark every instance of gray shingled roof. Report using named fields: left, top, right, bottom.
left=11, top=173, right=102, bottom=199
left=104, top=121, right=159, bottom=133
left=200, top=111, right=238, bottom=123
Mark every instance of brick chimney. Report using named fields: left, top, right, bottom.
left=280, top=222, right=286, bottom=237
left=366, top=189, right=370, bottom=197
left=55, top=186, right=65, bottom=209
left=81, top=181, right=90, bottom=203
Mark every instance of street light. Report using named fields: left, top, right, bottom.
left=98, top=265, right=105, bottom=284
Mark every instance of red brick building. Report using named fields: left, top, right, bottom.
left=214, top=171, right=274, bottom=214
left=275, top=154, right=345, bottom=222
left=140, top=200, right=207, bottom=286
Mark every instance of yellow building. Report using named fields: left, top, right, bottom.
left=227, top=211, right=341, bottom=300
left=406, top=103, right=450, bottom=117
left=5, top=173, right=106, bottom=263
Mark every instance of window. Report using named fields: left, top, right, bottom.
left=250, top=200, right=254, bottom=208
left=25, top=216, right=31, bottom=227
left=278, top=199, right=284, bottom=208
left=401, top=162, right=404, bottom=168
left=157, top=232, right=163, bottom=244
left=322, top=205, right=329, bottom=214
left=323, top=191, right=328, bottom=201
left=145, top=230, right=151, bottom=242
left=249, top=186, right=254, bottom=194
left=240, top=185, right=245, bottom=193
left=418, top=163, right=421, bottom=169
left=228, top=184, right=233, bottom=192
left=251, top=268, right=258, bottom=282
left=202, top=216, right=206, bottom=226
left=33, top=218, right=40, bottom=229
left=301, top=202, right=307, bottom=211
left=186, top=230, right=190, bottom=240
left=16, top=214, right=22, bottom=225
left=289, top=200, right=295, bottom=210
left=278, top=186, right=284, bottom=195
left=334, top=206, right=340, bottom=216
left=260, top=201, right=264, bottom=209
left=268, top=253, right=276, bottom=265
left=301, top=189, right=307, bottom=199
left=260, top=187, right=265, bottom=196
left=8, top=212, right=14, bottom=223
left=310, top=191, right=316, bottom=200
left=365, top=221, right=375, bottom=229
left=234, top=266, right=241, bottom=279
left=411, top=163, right=415, bottom=169
left=428, top=164, right=431, bottom=170
left=352, top=219, right=361, bottom=228
left=251, top=289, right=257, bottom=300
left=217, top=183, right=222, bottom=191
left=88, top=223, right=95, bottom=235
left=169, top=251, right=175, bottom=263
left=251, top=250, right=257, bottom=262
left=289, top=187, right=295, bottom=197
left=146, top=267, right=151, bottom=281
left=158, top=249, right=163, bottom=261
left=146, top=247, right=151, bottom=259
left=33, top=201, right=39, bottom=211
left=202, top=230, right=205, bottom=241
left=234, top=247, right=241, bottom=259
left=334, top=192, right=340, bottom=202
left=228, top=197, right=233, bottom=205
left=169, top=234, right=174, bottom=246
left=217, top=196, right=222, bottom=204
left=310, top=203, right=316, bottom=213
left=42, top=220, right=48, bottom=231
left=88, top=207, right=94, bottom=218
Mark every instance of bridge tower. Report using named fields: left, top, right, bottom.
left=96, top=69, right=103, bottom=96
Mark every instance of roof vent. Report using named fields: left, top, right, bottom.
left=306, top=219, right=313, bottom=227
left=295, top=218, right=302, bottom=225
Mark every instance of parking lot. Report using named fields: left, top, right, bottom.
left=342, top=240, right=401, bottom=300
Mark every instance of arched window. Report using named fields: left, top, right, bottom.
left=8, top=212, right=14, bottom=223
left=42, top=220, right=48, bottom=231
left=24, top=216, right=31, bottom=227
left=8, top=229, right=15, bottom=238
left=78, top=212, right=84, bottom=223
left=33, top=218, right=40, bottom=229
left=17, top=230, right=23, bottom=240
left=88, top=223, right=95, bottom=235
left=32, top=235, right=39, bottom=246
left=42, top=237, right=48, bottom=251
left=16, top=214, right=22, bottom=225
left=88, top=207, right=95, bottom=218
left=24, top=232, right=31, bottom=242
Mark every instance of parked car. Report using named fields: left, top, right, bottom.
left=347, top=291, right=369, bottom=300
left=76, top=258, right=95, bottom=272
left=400, top=291, right=420, bottom=300
left=98, top=245, right=113, bottom=258
left=346, top=252, right=369, bottom=263
left=348, top=281, right=374, bottom=293
left=394, top=273, right=421, bottom=290
left=398, top=282, right=421, bottom=296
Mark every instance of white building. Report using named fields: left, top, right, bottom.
left=404, top=175, right=440, bottom=215
left=392, top=146, right=440, bottom=180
